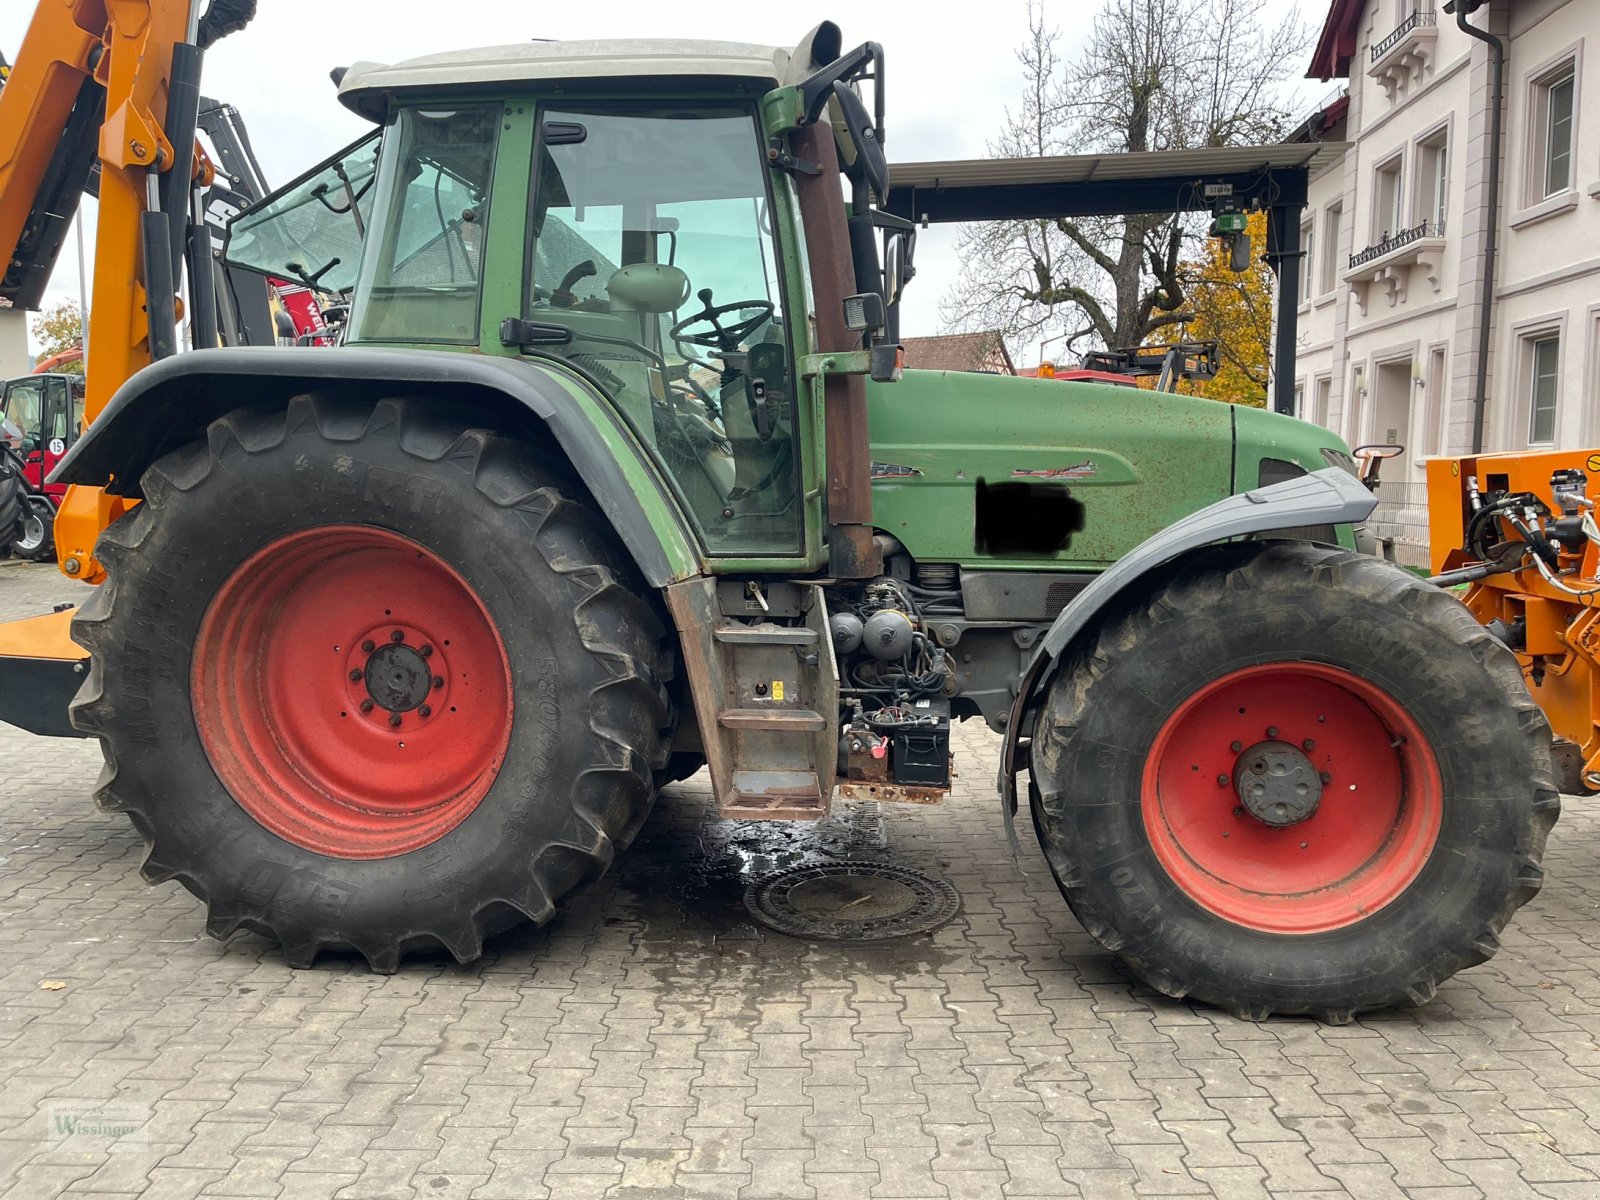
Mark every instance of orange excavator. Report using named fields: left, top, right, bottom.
left=0, top=0, right=257, bottom=731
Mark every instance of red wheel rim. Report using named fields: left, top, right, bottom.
left=193, top=526, right=514, bottom=859
left=1141, top=662, right=1442, bottom=933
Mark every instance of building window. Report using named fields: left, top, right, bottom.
left=1321, top=203, right=1342, bottom=292
left=1374, top=156, right=1404, bottom=240
left=1532, top=65, right=1577, bottom=200
left=1294, top=383, right=1305, bottom=417
left=1423, top=345, right=1447, bottom=456
left=1313, top=376, right=1332, bottom=428
left=1299, top=221, right=1314, bottom=303
left=1417, top=132, right=1447, bottom=230
left=1527, top=334, right=1560, bottom=446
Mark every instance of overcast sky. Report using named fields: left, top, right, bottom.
left=2, top=0, right=1326, bottom=364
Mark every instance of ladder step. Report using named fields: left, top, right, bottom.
left=713, top=624, right=818, bottom=646
left=723, top=769, right=829, bottom=820
left=718, top=708, right=827, bottom=732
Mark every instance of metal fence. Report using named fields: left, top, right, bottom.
left=1367, top=480, right=1432, bottom=570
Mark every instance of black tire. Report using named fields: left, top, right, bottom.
left=1030, top=540, right=1557, bottom=1022
left=657, top=751, right=707, bottom=787
left=71, top=396, right=673, bottom=972
left=12, top=497, right=56, bottom=561
left=0, top=455, right=23, bottom=552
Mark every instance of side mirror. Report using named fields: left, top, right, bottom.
left=1353, top=443, right=1405, bottom=490
left=884, top=228, right=917, bottom=305
left=831, top=82, right=888, bottom=202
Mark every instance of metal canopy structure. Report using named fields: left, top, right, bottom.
left=883, top=142, right=1350, bottom=415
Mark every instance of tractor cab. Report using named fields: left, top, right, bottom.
left=222, top=33, right=905, bottom=571
left=2, top=371, right=84, bottom=497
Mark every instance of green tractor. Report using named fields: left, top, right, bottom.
left=54, top=25, right=1553, bottom=1019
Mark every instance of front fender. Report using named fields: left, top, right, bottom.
left=51, top=346, right=699, bottom=587
left=996, top=467, right=1378, bottom=849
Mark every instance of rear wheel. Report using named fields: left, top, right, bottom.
left=1030, top=541, right=1557, bottom=1021
left=71, top=396, right=672, bottom=971
left=12, top=497, right=56, bottom=561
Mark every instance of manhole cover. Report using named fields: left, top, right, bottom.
left=744, top=863, right=961, bottom=941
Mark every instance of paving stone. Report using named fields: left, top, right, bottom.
left=0, top=569, right=1596, bottom=1200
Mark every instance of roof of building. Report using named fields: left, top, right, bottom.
left=892, top=143, right=1346, bottom=193
left=885, top=143, right=1349, bottom=223
left=1309, top=0, right=1364, bottom=81
left=339, top=39, right=792, bottom=120
left=902, top=331, right=1014, bottom=374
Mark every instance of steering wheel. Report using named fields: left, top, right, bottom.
left=670, top=288, right=774, bottom=353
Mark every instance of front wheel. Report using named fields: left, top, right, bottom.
left=1030, top=541, right=1557, bottom=1021
left=12, top=496, right=56, bottom=561
left=71, top=397, right=672, bottom=971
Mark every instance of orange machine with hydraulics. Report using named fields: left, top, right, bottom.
left=1428, top=449, right=1600, bottom=794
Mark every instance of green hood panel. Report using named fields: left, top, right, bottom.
left=1232, top=403, right=1354, bottom=483
left=865, top=371, right=1234, bottom=569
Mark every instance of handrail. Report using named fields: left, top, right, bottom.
left=1373, top=10, right=1438, bottom=63
left=1348, top=220, right=1445, bottom=269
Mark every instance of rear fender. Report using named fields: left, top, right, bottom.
left=50, top=346, right=699, bottom=587
left=996, top=467, right=1379, bottom=850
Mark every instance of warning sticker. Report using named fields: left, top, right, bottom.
left=1587, top=453, right=1600, bottom=473
left=772, top=680, right=785, bottom=701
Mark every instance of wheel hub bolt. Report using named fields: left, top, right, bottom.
left=1230, top=741, right=1243, bottom=753
left=1302, top=738, right=1316, bottom=751
left=349, top=669, right=362, bottom=681
left=421, top=644, right=433, bottom=657
left=361, top=640, right=375, bottom=653
left=391, top=630, right=405, bottom=643
left=360, top=699, right=374, bottom=713
left=1266, top=726, right=1278, bottom=738
left=1217, top=774, right=1229, bottom=786
left=419, top=704, right=432, bottom=718
left=433, top=676, right=444, bottom=690
left=389, top=713, right=402, bottom=728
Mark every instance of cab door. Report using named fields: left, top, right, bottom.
left=518, top=102, right=817, bottom=568
left=38, top=375, right=81, bottom=501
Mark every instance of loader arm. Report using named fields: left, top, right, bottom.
left=1, top=1, right=259, bottom=585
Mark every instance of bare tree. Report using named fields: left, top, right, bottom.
left=942, top=0, right=1307, bottom=360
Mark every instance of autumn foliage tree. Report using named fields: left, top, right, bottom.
left=1158, top=210, right=1274, bottom=407
left=30, top=299, right=85, bottom=373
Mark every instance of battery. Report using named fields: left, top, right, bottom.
left=867, top=699, right=951, bottom=787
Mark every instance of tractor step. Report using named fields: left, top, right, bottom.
left=724, top=770, right=829, bottom=819
left=713, top=625, right=818, bottom=645
left=718, top=708, right=827, bottom=732
left=666, top=580, right=839, bottom=821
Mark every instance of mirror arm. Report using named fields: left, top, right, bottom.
left=796, top=42, right=880, bottom=126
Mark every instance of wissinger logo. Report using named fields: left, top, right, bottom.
left=44, top=1102, right=150, bottom=1152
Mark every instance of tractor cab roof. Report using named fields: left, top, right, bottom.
left=338, top=39, right=792, bottom=120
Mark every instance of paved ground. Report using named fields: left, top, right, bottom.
left=3, top=558, right=1600, bottom=1199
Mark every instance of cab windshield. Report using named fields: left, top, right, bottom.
left=526, top=104, right=800, bottom=555
left=224, top=133, right=380, bottom=295
left=1, top=378, right=44, bottom=450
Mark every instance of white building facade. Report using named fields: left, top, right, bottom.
left=1282, top=0, right=1600, bottom=562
